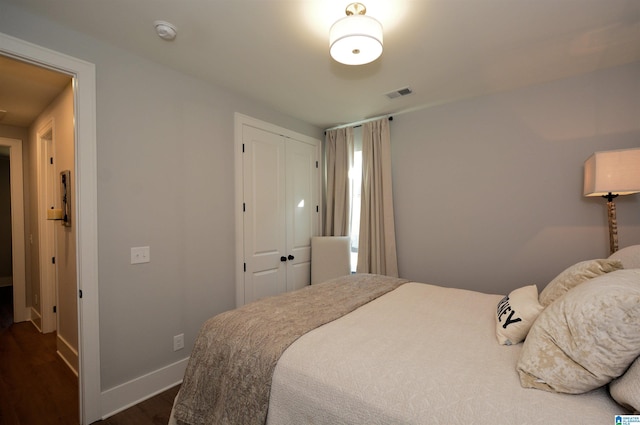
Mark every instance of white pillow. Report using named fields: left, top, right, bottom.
left=538, top=259, right=623, bottom=307
left=517, top=269, right=640, bottom=394
left=495, top=285, right=544, bottom=346
left=610, top=356, right=640, bottom=413
left=609, top=245, right=640, bottom=269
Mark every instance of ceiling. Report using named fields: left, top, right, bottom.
left=2, top=0, right=640, bottom=129
left=0, top=55, right=71, bottom=127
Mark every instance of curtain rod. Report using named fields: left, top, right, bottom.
left=324, top=100, right=450, bottom=133
left=324, top=115, right=393, bottom=133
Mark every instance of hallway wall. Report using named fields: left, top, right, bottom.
left=28, top=81, right=78, bottom=372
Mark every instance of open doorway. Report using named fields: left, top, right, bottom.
left=0, top=143, right=17, bottom=328
left=0, top=53, right=80, bottom=415
left=1, top=32, right=100, bottom=424
left=0, top=137, right=25, bottom=328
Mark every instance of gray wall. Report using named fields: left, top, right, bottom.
left=392, top=62, right=640, bottom=295
left=0, top=1, right=322, bottom=390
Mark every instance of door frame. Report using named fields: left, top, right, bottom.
left=0, top=137, right=28, bottom=323
left=0, top=32, right=101, bottom=424
left=233, top=113, right=322, bottom=307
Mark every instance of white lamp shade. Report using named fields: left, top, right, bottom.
left=330, top=15, right=383, bottom=65
left=584, top=147, right=640, bottom=197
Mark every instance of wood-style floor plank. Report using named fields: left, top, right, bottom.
left=1, top=286, right=178, bottom=425
left=0, top=321, right=79, bottom=425
left=92, top=385, right=180, bottom=425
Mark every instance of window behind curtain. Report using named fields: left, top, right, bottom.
left=349, top=127, right=363, bottom=273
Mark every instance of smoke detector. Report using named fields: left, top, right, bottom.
left=154, top=21, right=177, bottom=41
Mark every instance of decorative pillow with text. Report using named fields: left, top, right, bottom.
left=495, top=284, right=544, bottom=346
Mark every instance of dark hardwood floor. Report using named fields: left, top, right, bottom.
left=0, top=285, right=79, bottom=424
left=0, top=285, right=179, bottom=425
left=92, top=385, right=179, bottom=425
left=0, top=285, right=13, bottom=329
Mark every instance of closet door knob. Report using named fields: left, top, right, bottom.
left=280, top=256, right=287, bottom=262
left=288, top=255, right=295, bottom=261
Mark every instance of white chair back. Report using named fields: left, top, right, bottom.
left=311, top=236, right=351, bottom=284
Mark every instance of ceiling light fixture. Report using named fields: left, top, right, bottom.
left=329, top=3, right=383, bottom=65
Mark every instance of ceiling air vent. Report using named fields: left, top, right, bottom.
left=385, top=87, right=413, bottom=99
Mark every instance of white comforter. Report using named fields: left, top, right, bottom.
left=267, top=282, right=622, bottom=424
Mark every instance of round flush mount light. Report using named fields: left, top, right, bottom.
left=154, top=20, right=177, bottom=41
left=329, top=3, right=383, bottom=65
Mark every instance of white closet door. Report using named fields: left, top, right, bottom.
left=238, top=115, right=320, bottom=305
left=242, top=125, right=287, bottom=302
left=285, top=138, right=316, bottom=292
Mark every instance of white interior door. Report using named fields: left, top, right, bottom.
left=285, top=139, right=316, bottom=292
left=241, top=123, right=319, bottom=303
left=242, top=125, right=287, bottom=302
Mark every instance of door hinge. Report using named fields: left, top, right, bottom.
left=243, top=263, right=246, bottom=272
left=315, top=160, right=318, bottom=168
left=243, top=203, right=246, bottom=212
left=52, top=256, right=55, bottom=264
left=53, top=305, right=57, bottom=313
left=316, top=205, right=319, bottom=213
left=79, top=289, right=83, bottom=299
left=50, top=157, right=54, bottom=165
left=242, top=143, right=245, bottom=153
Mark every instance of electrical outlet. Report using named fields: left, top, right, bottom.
left=130, top=246, right=150, bottom=264
left=173, top=333, right=184, bottom=351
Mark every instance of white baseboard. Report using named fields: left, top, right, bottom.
left=100, top=357, right=188, bottom=420
left=30, top=307, right=42, bottom=332
left=56, top=333, right=79, bottom=376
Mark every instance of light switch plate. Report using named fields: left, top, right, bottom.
left=130, top=246, right=150, bottom=264
left=173, top=334, right=184, bottom=351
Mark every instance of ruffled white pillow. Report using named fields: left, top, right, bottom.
left=609, top=244, right=640, bottom=269
left=538, top=259, right=623, bottom=307
left=517, top=269, right=640, bottom=394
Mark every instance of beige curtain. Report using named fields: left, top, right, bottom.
left=324, top=127, right=354, bottom=236
left=357, top=118, right=398, bottom=276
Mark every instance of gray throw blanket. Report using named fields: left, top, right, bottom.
left=173, top=273, right=408, bottom=425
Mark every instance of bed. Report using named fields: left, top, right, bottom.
left=170, top=245, right=640, bottom=424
